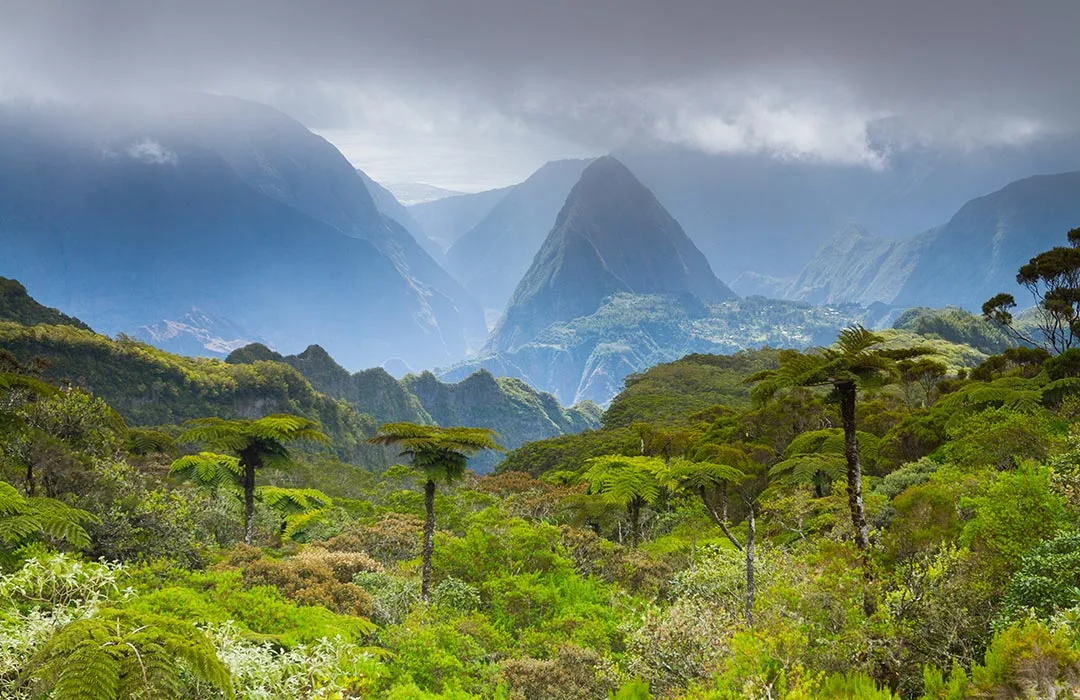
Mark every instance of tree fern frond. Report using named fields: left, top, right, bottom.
left=257, top=486, right=332, bottom=515
left=669, top=458, right=747, bottom=490
left=769, top=454, right=846, bottom=484
left=25, top=496, right=97, bottom=549
left=582, top=455, right=666, bottom=507
left=124, top=428, right=176, bottom=456
left=169, top=453, right=242, bottom=490
left=25, top=608, right=234, bottom=700
left=282, top=507, right=332, bottom=541
left=0, top=481, right=94, bottom=553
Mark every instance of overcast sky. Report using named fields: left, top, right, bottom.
left=1, top=0, right=1077, bottom=190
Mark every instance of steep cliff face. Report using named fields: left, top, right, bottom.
left=444, top=158, right=592, bottom=312
left=490, top=156, right=734, bottom=352
left=0, top=96, right=483, bottom=370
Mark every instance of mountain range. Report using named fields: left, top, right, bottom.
left=0, top=95, right=483, bottom=371
left=3, top=92, right=1078, bottom=410
left=780, top=171, right=1080, bottom=311
left=0, top=277, right=599, bottom=473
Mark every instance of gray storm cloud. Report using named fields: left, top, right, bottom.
left=1, top=0, right=1076, bottom=185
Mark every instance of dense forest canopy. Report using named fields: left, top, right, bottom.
left=5, top=234, right=1080, bottom=698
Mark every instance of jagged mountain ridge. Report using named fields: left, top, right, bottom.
left=444, top=158, right=594, bottom=313
left=0, top=96, right=484, bottom=370
left=785, top=171, right=1080, bottom=311
left=490, top=156, right=735, bottom=352
left=226, top=342, right=601, bottom=473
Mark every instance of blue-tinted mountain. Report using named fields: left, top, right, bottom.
left=0, top=96, right=484, bottom=369
left=619, top=133, right=1080, bottom=281
left=407, top=187, right=512, bottom=251
left=786, top=171, right=1080, bottom=311
left=133, top=308, right=267, bottom=358
left=355, top=168, right=446, bottom=260
left=490, top=156, right=735, bottom=352
left=444, top=158, right=593, bottom=313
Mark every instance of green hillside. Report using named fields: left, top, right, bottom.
left=0, top=322, right=379, bottom=466
left=0, top=277, right=92, bottom=330
left=226, top=343, right=602, bottom=473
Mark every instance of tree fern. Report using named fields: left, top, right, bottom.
left=581, top=455, right=667, bottom=508
left=0, top=481, right=95, bottom=566
left=169, top=452, right=242, bottom=490
left=257, top=486, right=332, bottom=516
left=123, top=428, right=176, bottom=457
left=172, top=414, right=329, bottom=545
left=258, top=486, right=333, bottom=542
left=23, top=607, right=234, bottom=700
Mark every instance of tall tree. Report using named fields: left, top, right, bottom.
left=368, top=423, right=501, bottom=601
left=171, top=415, right=328, bottom=545
left=749, top=326, right=930, bottom=551
left=668, top=446, right=770, bottom=623
left=581, top=455, right=669, bottom=546
left=983, top=226, right=1080, bottom=353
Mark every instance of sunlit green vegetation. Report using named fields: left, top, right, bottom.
left=10, top=240, right=1080, bottom=696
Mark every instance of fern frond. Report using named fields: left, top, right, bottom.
left=170, top=452, right=242, bottom=490
left=257, top=486, right=332, bottom=515
left=124, top=428, right=176, bottom=456
left=25, top=608, right=234, bottom=700
left=582, top=455, right=667, bottom=507
left=769, top=454, right=846, bottom=484
left=0, top=481, right=94, bottom=553
left=282, top=507, right=331, bottom=541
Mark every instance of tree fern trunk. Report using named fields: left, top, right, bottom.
left=243, top=461, right=256, bottom=546
left=839, top=382, right=870, bottom=551
left=422, top=478, right=436, bottom=602
left=745, top=502, right=756, bottom=626
left=629, top=498, right=641, bottom=547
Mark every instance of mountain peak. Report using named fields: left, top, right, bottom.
left=489, top=157, right=734, bottom=351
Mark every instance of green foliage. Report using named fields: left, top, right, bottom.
left=0, top=481, right=95, bottom=566
left=581, top=456, right=667, bottom=509
left=0, top=322, right=376, bottom=465
left=943, top=407, right=1057, bottom=470
left=498, top=428, right=638, bottom=477
left=893, top=306, right=1013, bottom=356
left=23, top=607, right=233, bottom=700
left=815, top=672, right=898, bottom=699
left=963, top=464, right=1072, bottom=580
left=9, top=314, right=1080, bottom=699
left=370, top=423, right=502, bottom=484
left=999, top=531, right=1080, bottom=624
left=603, top=349, right=781, bottom=429
left=0, top=278, right=91, bottom=330
left=970, top=621, right=1080, bottom=697
left=124, top=565, right=376, bottom=647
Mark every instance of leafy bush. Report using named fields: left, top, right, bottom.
left=999, top=531, right=1080, bottom=624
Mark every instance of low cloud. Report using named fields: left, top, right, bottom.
left=126, top=139, right=178, bottom=165
left=0, top=0, right=1076, bottom=186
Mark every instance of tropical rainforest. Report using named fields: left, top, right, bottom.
left=6, top=228, right=1080, bottom=700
